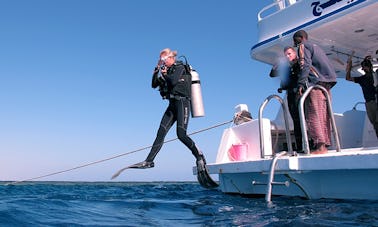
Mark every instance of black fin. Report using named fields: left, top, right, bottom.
left=196, top=159, right=218, bottom=189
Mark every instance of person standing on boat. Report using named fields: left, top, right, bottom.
left=346, top=56, right=378, bottom=138
left=293, top=30, right=337, bottom=154
left=270, top=46, right=302, bottom=151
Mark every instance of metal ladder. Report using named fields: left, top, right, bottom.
left=256, top=95, right=292, bottom=202
left=251, top=151, right=289, bottom=202
left=265, top=151, right=290, bottom=202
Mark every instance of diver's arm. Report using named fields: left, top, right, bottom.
left=345, top=53, right=354, bottom=82
left=151, top=67, right=160, bottom=88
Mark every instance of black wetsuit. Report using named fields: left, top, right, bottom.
left=270, top=60, right=302, bottom=151
left=353, top=71, right=378, bottom=137
left=354, top=71, right=376, bottom=103
left=146, top=62, right=202, bottom=162
left=286, top=62, right=302, bottom=151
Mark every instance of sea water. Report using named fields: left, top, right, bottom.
left=0, top=182, right=376, bottom=226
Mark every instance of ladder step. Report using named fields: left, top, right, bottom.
left=252, top=180, right=266, bottom=185
left=252, top=180, right=289, bottom=187
left=272, top=181, right=290, bottom=187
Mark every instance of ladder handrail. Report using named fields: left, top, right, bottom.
left=298, top=85, right=341, bottom=154
left=353, top=101, right=365, bottom=110
left=265, top=151, right=288, bottom=202
left=258, top=94, right=293, bottom=158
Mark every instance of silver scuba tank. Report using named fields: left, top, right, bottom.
left=190, top=68, right=205, bottom=117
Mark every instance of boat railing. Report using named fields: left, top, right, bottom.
left=353, top=101, right=365, bottom=110
left=258, top=0, right=299, bottom=21
left=298, top=85, right=341, bottom=154
left=258, top=94, right=293, bottom=158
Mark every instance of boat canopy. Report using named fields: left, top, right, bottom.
left=251, top=0, right=378, bottom=78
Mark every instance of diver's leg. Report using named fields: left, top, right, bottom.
left=175, top=98, right=202, bottom=160
left=130, top=105, right=175, bottom=169
left=175, top=98, right=218, bottom=188
left=288, top=91, right=303, bottom=151
left=146, top=105, right=175, bottom=162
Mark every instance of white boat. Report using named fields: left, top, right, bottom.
left=199, top=0, right=378, bottom=201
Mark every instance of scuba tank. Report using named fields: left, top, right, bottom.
left=178, top=55, right=205, bottom=118
left=190, top=68, right=205, bottom=117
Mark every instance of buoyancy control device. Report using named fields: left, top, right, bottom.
left=180, top=56, right=205, bottom=118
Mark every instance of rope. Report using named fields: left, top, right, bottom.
left=7, top=119, right=233, bottom=185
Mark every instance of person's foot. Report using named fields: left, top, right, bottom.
left=311, top=143, right=328, bottom=155
left=129, top=161, right=155, bottom=169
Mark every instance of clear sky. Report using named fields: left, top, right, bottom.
left=0, top=0, right=362, bottom=182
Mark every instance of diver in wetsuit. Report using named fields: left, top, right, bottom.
left=129, top=48, right=217, bottom=188
left=131, top=48, right=205, bottom=168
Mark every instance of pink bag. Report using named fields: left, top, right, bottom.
left=228, top=143, right=248, bottom=161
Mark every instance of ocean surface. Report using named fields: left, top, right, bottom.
left=0, top=182, right=376, bottom=227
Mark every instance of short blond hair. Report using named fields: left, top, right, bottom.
left=160, top=48, right=177, bottom=57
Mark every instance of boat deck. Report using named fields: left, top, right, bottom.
left=208, top=148, right=378, bottom=174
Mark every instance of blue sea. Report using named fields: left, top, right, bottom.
left=0, top=182, right=376, bottom=226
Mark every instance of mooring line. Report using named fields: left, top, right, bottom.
left=7, top=119, right=233, bottom=185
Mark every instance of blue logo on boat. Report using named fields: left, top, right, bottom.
left=311, top=0, right=344, bottom=16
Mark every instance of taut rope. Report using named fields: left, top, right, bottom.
left=7, top=119, right=233, bottom=185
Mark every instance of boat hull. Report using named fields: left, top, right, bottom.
left=208, top=150, right=378, bottom=200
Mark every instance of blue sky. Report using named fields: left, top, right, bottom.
left=0, top=0, right=362, bottom=182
